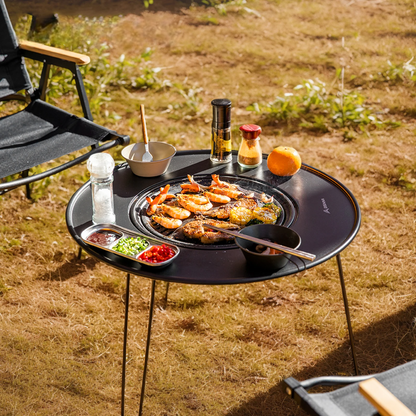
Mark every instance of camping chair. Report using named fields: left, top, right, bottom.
left=0, top=0, right=129, bottom=197
left=284, top=359, right=416, bottom=416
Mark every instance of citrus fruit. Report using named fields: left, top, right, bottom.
left=267, top=146, right=302, bottom=176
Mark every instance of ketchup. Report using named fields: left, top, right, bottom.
left=139, top=244, right=175, bottom=263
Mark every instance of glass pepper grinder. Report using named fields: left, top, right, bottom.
left=210, top=98, right=232, bottom=164
left=238, top=124, right=263, bottom=169
left=87, top=153, right=116, bottom=225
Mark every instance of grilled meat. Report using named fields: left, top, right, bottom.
left=182, top=219, right=240, bottom=244
left=204, top=197, right=259, bottom=219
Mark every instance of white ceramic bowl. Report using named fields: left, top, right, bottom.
left=121, top=142, right=176, bottom=177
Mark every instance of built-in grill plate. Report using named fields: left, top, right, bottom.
left=129, top=174, right=297, bottom=250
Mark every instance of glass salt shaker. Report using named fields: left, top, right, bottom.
left=238, top=124, right=263, bottom=169
left=87, top=153, right=116, bottom=224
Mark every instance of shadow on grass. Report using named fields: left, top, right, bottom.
left=225, top=301, right=416, bottom=416
left=8, top=0, right=195, bottom=23
left=38, top=255, right=98, bottom=281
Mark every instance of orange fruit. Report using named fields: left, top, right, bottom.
left=267, top=146, right=302, bottom=176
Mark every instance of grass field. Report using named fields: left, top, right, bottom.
left=1, top=0, right=416, bottom=415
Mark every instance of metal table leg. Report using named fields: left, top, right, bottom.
left=163, top=282, right=169, bottom=309
left=121, top=273, right=131, bottom=416
left=138, top=279, right=156, bottom=416
left=336, top=254, right=359, bottom=375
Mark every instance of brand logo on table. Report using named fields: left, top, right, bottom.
left=321, top=198, right=330, bottom=214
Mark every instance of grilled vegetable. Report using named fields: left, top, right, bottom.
left=229, top=207, right=253, bottom=226
left=263, top=202, right=282, bottom=216
left=252, top=206, right=278, bottom=224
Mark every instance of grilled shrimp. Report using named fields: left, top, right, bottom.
left=203, top=191, right=231, bottom=204
left=182, top=194, right=209, bottom=205
left=152, top=215, right=182, bottom=229
left=261, top=193, right=273, bottom=203
left=177, top=194, right=213, bottom=213
left=210, top=186, right=243, bottom=199
left=180, top=174, right=208, bottom=193
left=211, top=174, right=238, bottom=189
left=146, top=185, right=171, bottom=215
left=160, top=204, right=191, bottom=220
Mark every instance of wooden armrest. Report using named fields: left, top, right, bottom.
left=19, top=40, right=90, bottom=65
left=359, top=378, right=416, bottom=416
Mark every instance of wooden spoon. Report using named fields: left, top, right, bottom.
left=140, top=104, right=153, bottom=162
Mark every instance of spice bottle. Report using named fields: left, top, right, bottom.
left=210, top=98, right=232, bottom=164
left=238, top=124, right=263, bottom=169
left=87, top=153, right=116, bottom=224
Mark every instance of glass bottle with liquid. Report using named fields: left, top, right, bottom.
left=87, top=153, right=116, bottom=224
left=210, top=98, right=232, bottom=164
left=238, top=124, right=263, bottom=169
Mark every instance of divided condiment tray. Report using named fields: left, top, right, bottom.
left=80, top=223, right=180, bottom=267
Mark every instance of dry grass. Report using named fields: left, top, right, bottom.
left=1, top=0, right=416, bottom=415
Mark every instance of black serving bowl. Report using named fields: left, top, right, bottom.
left=235, top=224, right=301, bottom=271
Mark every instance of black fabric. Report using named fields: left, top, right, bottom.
left=0, top=0, right=32, bottom=99
left=306, top=360, right=416, bottom=416
left=0, top=100, right=116, bottom=178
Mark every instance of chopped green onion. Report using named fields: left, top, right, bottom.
left=112, top=236, right=149, bottom=256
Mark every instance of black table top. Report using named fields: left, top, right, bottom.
left=66, top=150, right=360, bottom=285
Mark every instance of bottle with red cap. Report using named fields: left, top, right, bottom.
left=238, top=124, right=263, bottom=168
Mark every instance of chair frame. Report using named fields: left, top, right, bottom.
left=0, top=38, right=129, bottom=196
left=284, top=359, right=416, bottom=416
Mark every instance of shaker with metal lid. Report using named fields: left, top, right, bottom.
left=210, top=98, right=232, bottom=164
left=87, top=153, right=116, bottom=225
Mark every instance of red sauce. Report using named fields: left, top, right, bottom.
left=138, top=244, right=175, bottom=263
left=87, top=230, right=120, bottom=246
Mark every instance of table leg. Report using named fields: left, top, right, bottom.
left=121, top=273, right=131, bottom=416
left=138, top=279, right=156, bottom=416
left=336, top=254, right=359, bottom=375
left=164, top=282, right=170, bottom=309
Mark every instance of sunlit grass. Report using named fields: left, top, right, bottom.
left=1, top=0, right=416, bottom=414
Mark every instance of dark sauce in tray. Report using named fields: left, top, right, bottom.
left=86, top=230, right=121, bottom=246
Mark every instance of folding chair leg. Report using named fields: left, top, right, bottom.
left=336, top=254, right=359, bottom=375
left=22, top=170, right=31, bottom=199
left=38, top=63, right=51, bottom=101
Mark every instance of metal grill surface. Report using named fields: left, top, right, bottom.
left=129, top=174, right=297, bottom=249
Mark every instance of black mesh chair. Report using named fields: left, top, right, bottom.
left=0, top=0, right=129, bottom=197
left=284, top=360, right=416, bottom=416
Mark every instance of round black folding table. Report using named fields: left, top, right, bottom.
left=66, top=150, right=361, bottom=415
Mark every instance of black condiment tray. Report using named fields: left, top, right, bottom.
left=80, top=223, right=180, bottom=268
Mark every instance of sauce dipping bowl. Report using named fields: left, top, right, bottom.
left=235, top=224, right=301, bottom=271
left=121, top=142, right=176, bottom=177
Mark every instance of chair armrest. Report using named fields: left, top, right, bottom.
left=359, top=378, right=416, bottom=416
left=19, top=40, right=90, bottom=65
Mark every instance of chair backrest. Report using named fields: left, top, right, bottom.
left=0, top=0, right=32, bottom=99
